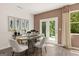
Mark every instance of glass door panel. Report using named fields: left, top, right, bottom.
left=50, top=20, right=55, bottom=37
left=42, top=22, right=46, bottom=36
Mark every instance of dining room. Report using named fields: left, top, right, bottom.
left=1, top=3, right=79, bottom=56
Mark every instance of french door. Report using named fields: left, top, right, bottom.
left=40, top=17, right=58, bottom=44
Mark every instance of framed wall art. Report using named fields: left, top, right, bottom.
left=8, top=16, right=29, bottom=32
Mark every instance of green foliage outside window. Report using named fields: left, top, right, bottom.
left=70, top=11, right=79, bottom=33
left=50, top=18, right=55, bottom=37
left=71, top=23, right=79, bottom=33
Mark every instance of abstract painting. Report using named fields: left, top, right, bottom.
left=25, top=20, right=29, bottom=30
left=21, top=19, right=25, bottom=31
left=8, top=16, right=15, bottom=31
left=8, top=16, right=29, bottom=31
left=15, top=18, right=21, bottom=31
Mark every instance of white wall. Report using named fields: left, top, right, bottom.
left=0, top=4, right=34, bottom=50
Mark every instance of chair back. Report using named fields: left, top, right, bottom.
left=9, top=39, right=21, bottom=52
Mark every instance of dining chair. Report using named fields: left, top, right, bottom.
left=34, top=37, right=47, bottom=56
left=9, top=39, right=28, bottom=56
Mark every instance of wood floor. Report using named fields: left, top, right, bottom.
left=0, top=43, right=79, bottom=56
left=42, top=44, right=79, bottom=56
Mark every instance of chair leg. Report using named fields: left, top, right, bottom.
left=45, top=47, right=47, bottom=53
left=41, top=48, right=42, bottom=56
left=33, top=47, right=36, bottom=56
left=12, top=51, right=14, bottom=56
left=35, top=48, right=38, bottom=56
left=37, top=48, right=39, bottom=56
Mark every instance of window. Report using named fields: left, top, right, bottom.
left=70, top=11, right=79, bottom=33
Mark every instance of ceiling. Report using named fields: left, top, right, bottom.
left=6, top=3, right=74, bottom=14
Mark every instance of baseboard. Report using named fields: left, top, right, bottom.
left=55, top=43, right=64, bottom=47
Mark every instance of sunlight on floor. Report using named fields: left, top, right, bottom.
left=70, top=50, right=79, bottom=55
left=46, top=37, right=57, bottom=44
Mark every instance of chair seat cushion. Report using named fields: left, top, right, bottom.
left=35, top=42, right=41, bottom=48
left=18, top=45, right=28, bottom=52
left=35, top=42, right=47, bottom=48
left=37, top=37, right=43, bottom=40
